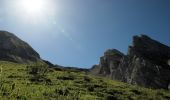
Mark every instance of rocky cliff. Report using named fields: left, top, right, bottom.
left=89, top=35, right=170, bottom=89
left=0, top=31, right=42, bottom=63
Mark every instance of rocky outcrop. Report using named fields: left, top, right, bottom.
left=89, top=49, right=128, bottom=81
left=89, top=49, right=125, bottom=79
left=89, top=35, right=170, bottom=89
left=0, top=31, right=42, bottom=63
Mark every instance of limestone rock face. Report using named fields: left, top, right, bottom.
left=89, top=35, right=170, bottom=89
left=0, top=31, right=42, bottom=63
left=89, top=49, right=125, bottom=79
left=89, top=65, right=101, bottom=76
left=126, top=35, right=170, bottom=89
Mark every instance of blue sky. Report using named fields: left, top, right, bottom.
left=0, top=0, right=170, bottom=68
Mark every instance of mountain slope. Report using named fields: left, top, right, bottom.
left=89, top=35, right=170, bottom=89
left=0, top=31, right=42, bottom=63
left=0, top=31, right=170, bottom=99
left=0, top=61, right=170, bottom=100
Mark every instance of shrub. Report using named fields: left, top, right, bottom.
left=26, top=65, right=48, bottom=82
left=83, top=76, right=92, bottom=82
left=55, top=88, right=70, bottom=96
left=87, top=85, right=94, bottom=92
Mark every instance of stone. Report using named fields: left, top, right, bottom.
left=0, top=31, right=42, bottom=63
left=89, top=49, right=125, bottom=79
left=89, top=34, right=170, bottom=89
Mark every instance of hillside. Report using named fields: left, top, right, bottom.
left=0, top=31, right=42, bottom=63
left=0, top=61, right=170, bottom=100
left=0, top=31, right=170, bottom=99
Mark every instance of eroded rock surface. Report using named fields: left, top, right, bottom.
left=89, top=35, right=170, bottom=89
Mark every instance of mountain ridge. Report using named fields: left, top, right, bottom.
left=1, top=30, right=170, bottom=90
left=0, top=31, right=42, bottom=63
left=89, top=34, right=170, bottom=89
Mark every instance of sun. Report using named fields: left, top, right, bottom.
left=19, top=0, right=45, bottom=15
left=13, top=0, right=57, bottom=23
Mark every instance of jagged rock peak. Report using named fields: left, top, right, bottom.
left=89, top=34, right=170, bottom=89
left=129, top=34, right=170, bottom=66
left=132, top=34, right=170, bottom=49
left=0, top=31, right=42, bottom=63
left=89, top=49, right=125, bottom=78
left=104, top=49, right=124, bottom=56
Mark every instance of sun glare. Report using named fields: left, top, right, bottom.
left=12, top=0, right=57, bottom=24
left=19, top=0, right=44, bottom=14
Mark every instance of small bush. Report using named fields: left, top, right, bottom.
left=45, top=78, right=52, bottom=85
left=55, top=88, right=70, bottom=96
left=87, top=85, right=94, bottom=92
left=26, top=65, right=48, bottom=82
left=84, top=76, right=92, bottom=82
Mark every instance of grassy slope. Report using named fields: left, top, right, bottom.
left=0, top=61, right=170, bottom=100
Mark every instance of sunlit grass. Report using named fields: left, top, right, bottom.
left=0, top=61, right=170, bottom=100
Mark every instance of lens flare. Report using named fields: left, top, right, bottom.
left=19, top=0, right=45, bottom=14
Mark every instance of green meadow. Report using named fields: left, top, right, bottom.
left=0, top=61, right=170, bottom=100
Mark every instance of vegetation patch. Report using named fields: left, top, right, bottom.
left=0, top=61, right=170, bottom=100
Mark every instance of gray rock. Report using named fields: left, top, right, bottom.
left=0, top=31, right=42, bottom=63
left=89, top=65, right=101, bottom=76
left=125, top=35, right=170, bottom=89
left=89, top=34, right=170, bottom=89
left=89, top=49, right=125, bottom=79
